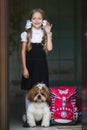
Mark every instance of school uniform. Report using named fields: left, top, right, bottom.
left=21, top=27, right=51, bottom=90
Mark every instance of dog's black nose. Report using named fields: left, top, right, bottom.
left=38, top=95, right=41, bottom=99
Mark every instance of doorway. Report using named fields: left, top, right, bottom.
left=8, top=0, right=82, bottom=129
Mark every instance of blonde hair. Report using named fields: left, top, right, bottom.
left=26, top=8, right=48, bottom=53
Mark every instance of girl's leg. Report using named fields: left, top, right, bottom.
left=22, top=92, right=30, bottom=127
left=25, top=92, right=30, bottom=113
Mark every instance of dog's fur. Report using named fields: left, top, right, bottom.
left=27, top=83, right=51, bottom=127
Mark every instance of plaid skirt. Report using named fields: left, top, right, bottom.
left=21, top=43, right=49, bottom=90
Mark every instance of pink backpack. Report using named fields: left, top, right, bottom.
left=50, top=86, right=78, bottom=124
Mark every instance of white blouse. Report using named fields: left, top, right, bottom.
left=21, top=27, right=52, bottom=43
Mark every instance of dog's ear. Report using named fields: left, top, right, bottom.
left=27, top=88, right=34, bottom=102
left=46, top=89, right=50, bottom=104
left=44, top=86, right=50, bottom=104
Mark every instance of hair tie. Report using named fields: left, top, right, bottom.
left=25, top=20, right=32, bottom=30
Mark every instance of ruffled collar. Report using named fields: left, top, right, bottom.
left=32, top=27, right=43, bottom=33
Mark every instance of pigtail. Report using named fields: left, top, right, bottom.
left=26, top=29, right=32, bottom=51
left=42, top=30, right=48, bottom=53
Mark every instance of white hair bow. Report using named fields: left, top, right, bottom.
left=25, top=19, right=47, bottom=30
left=42, top=20, right=47, bottom=28
left=25, top=20, right=32, bottom=30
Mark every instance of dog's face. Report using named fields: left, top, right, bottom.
left=28, top=83, right=50, bottom=104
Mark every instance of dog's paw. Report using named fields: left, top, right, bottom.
left=41, top=122, right=50, bottom=127
left=29, top=123, right=36, bottom=127
left=30, top=125, right=36, bottom=127
left=41, top=124, right=49, bottom=127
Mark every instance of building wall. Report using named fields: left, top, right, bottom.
left=9, top=0, right=81, bottom=87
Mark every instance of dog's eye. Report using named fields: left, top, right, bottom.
left=34, top=93, right=38, bottom=96
left=41, top=93, right=44, bottom=96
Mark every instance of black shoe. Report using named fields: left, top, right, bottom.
left=22, top=114, right=29, bottom=127
left=23, top=121, right=30, bottom=127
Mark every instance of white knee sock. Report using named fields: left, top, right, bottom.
left=25, top=93, right=30, bottom=113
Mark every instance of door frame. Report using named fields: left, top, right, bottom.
left=0, top=0, right=87, bottom=129
left=0, top=0, right=8, bottom=129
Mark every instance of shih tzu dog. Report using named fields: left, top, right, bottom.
left=26, top=83, right=51, bottom=127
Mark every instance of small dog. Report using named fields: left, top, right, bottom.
left=26, top=83, right=51, bottom=127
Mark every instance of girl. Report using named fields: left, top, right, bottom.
left=20, top=8, right=53, bottom=126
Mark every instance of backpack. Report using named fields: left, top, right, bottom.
left=50, top=86, right=79, bottom=125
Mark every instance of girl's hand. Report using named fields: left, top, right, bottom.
left=23, top=68, right=29, bottom=79
left=44, top=22, right=52, bottom=34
